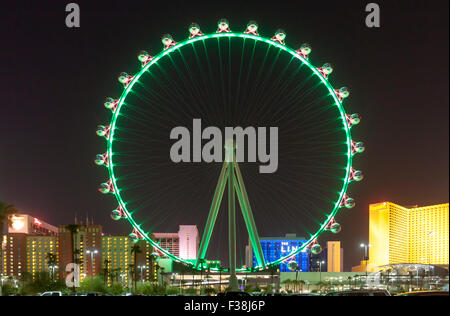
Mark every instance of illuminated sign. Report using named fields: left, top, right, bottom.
left=281, top=242, right=299, bottom=254
left=7, top=214, right=58, bottom=235
left=254, top=239, right=310, bottom=272
left=10, top=215, right=25, bottom=231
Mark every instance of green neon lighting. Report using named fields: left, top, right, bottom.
left=105, top=32, right=354, bottom=272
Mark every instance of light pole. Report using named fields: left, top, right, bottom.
left=427, top=231, right=435, bottom=289
left=317, top=260, right=325, bottom=292
left=137, top=265, right=146, bottom=282
left=172, top=273, right=181, bottom=293
left=360, top=243, right=372, bottom=281
left=120, top=273, right=126, bottom=286
left=86, top=249, right=98, bottom=277
left=427, top=231, right=434, bottom=265
left=49, top=264, right=58, bottom=282
left=0, top=274, right=4, bottom=297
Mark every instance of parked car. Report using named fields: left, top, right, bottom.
left=68, top=292, right=109, bottom=296
left=326, top=290, right=390, bottom=296
left=396, top=291, right=449, bottom=296
left=287, top=293, right=322, bottom=296
left=262, top=292, right=285, bottom=296
left=40, top=291, right=68, bottom=296
left=217, top=291, right=251, bottom=297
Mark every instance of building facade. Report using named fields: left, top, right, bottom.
left=101, top=226, right=198, bottom=286
left=26, top=235, right=58, bottom=279
left=58, top=222, right=102, bottom=281
left=101, top=235, right=132, bottom=286
left=2, top=217, right=198, bottom=285
left=153, top=225, right=199, bottom=261
left=178, top=225, right=199, bottom=260
left=247, top=234, right=310, bottom=272
left=311, top=241, right=344, bottom=272
left=327, top=241, right=343, bottom=272
left=153, top=233, right=180, bottom=257
left=280, top=271, right=366, bottom=292
left=1, top=214, right=58, bottom=278
left=368, top=202, right=449, bottom=269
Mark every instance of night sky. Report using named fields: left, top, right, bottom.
left=1, top=0, right=448, bottom=270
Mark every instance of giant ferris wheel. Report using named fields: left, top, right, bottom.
left=94, top=19, right=364, bottom=287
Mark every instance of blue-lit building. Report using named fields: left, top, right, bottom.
left=246, top=234, right=310, bottom=272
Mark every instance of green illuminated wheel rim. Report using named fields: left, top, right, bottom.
left=95, top=21, right=364, bottom=272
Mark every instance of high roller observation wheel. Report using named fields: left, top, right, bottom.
left=95, top=20, right=365, bottom=272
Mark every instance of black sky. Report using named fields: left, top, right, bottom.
left=1, top=0, right=448, bottom=270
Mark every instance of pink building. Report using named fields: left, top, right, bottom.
left=153, top=225, right=199, bottom=260
left=178, top=225, right=199, bottom=260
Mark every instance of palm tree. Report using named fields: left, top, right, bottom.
left=250, top=267, right=259, bottom=289
left=109, top=268, right=118, bottom=285
left=73, top=248, right=82, bottom=265
left=0, top=202, right=18, bottom=293
left=282, top=279, right=291, bottom=292
left=131, top=243, right=142, bottom=293
left=347, top=276, right=353, bottom=289
left=298, top=280, right=305, bottom=293
left=316, top=281, right=326, bottom=293
left=292, top=279, right=298, bottom=293
left=127, top=264, right=134, bottom=290
left=218, top=266, right=225, bottom=293
left=268, top=266, right=278, bottom=292
left=64, top=224, right=80, bottom=265
left=159, top=266, right=166, bottom=287
left=45, top=252, right=57, bottom=281
left=177, top=263, right=188, bottom=294
left=0, top=202, right=18, bottom=243
left=190, top=268, right=197, bottom=293
left=64, top=224, right=79, bottom=292
left=198, top=258, right=206, bottom=293
left=103, top=259, right=111, bottom=285
left=147, top=253, right=158, bottom=283
left=113, top=268, right=122, bottom=284
left=385, top=268, right=393, bottom=291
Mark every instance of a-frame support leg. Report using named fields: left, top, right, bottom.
left=196, top=151, right=266, bottom=283
left=196, top=162, right=229, bottom=268
left=228, top=160, right=239, bottom=291
left=233, top=162, right=266, bottom=269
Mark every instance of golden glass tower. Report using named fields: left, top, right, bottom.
left=368, top=202, right=449, bottom=269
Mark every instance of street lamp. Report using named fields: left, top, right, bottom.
left=137, top=265, right=146, bottom=282
left=86, top=249, right=98, bottom=277
left=427, top=231, right=435, bottom=288
left=360, top=243, right=372, bottom=281
left=49, top=264, right=58, bottom=282
left=172, top=272, right=182, bottom=293
left=317, top=260, right=325, bottom=292
left=119, top=273, right=127, bottom=286
left=0, top=274, right=4, bottom=297
left=427, top=231, right=434, bottom=266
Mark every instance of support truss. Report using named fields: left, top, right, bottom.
left=196, top=159, right=267, bottom=271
